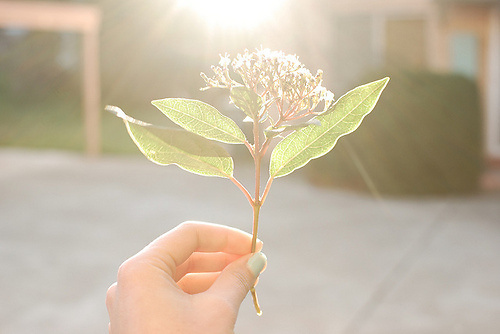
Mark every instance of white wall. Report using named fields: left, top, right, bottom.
left=486, top=6, right=500, bottom=158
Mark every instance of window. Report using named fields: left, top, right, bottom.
left=451, top=32, right=479, bottom=79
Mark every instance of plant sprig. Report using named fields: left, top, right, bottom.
left=106, top=48, right=389, bottom=315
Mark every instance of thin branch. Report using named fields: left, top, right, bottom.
left=253, top=121, right=262, bottom=204
left=244, top=141, right=255, bottom=159
left=259, top=137, right=272, bottom=157
left=229, top=176, right=254, bottom=206
left=286, top=111, right=315, bottom=121
left=260, top=176, right=274, bottom=205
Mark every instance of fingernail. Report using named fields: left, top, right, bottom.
left=247, top=252, right=267, bottom=277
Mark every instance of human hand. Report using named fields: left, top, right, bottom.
left=106, top=221, right=267, bottom=334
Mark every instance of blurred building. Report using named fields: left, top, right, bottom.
left=0, top=0, right=101, bottom=155
left=318, top=0, right=500, bottom=164
left=1, top=0, right=499, bottom=166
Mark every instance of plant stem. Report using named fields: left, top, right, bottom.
left=250, top=116, right=263, bottom=315
left=250, top=288, right=262, bottom=315
left=250, top=202, right=262, bottom=315
left=252, top=121, right=262, bottom=254
left=251, top=203, right=261, bottom=253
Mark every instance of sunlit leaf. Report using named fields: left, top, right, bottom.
left=230, top=86, right=263, bottom=120
left=151, top=98, right=246, bottom=144
left=106, top=106, right=234, bottom=178
left=269, top=77, right=390, bottom=178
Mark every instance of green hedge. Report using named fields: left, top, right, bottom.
left=307, top=70, right=483, bottom=196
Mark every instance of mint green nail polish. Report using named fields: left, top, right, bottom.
left=247, top=252, right=267, bottom=277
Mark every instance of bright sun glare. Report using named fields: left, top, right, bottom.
left=179, top=0, right=287, bottom=30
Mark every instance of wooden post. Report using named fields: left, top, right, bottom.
left=0, top=1, right=102, bottom=156
left=82, top=30, right=101, bottom=156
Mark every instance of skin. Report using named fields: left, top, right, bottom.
left=106, top=221, right=265, bottom=334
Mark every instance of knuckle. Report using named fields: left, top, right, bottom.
left=105, top=282, right=117, bottom=309
left=116, top=256, right=144, bottom=283
left=174, top=221, right=198, bottom=238
left=106, top=282, right=117, bottom=297
left=178, top=221, right=196, bottom=231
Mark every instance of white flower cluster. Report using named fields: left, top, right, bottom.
left=201, top=48, right=334, bottom=125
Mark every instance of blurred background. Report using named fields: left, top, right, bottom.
left=1, top=0, right=500, bottom=192
left=1, top=0, right=499, bottom=333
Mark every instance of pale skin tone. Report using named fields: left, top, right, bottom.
left=106, top=221, right=265, bottom=334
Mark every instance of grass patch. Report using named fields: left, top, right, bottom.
left=0, top=92, right=144, bottom=154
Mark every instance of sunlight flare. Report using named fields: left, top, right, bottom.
left=178, top=0, right=287, bottom=30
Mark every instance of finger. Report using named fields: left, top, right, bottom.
left=177, top=272, right=220, bottom=294
left=209, top=252, right=267, bottom=310
left=139, top=221, right=262, bottom=277
left=106, top=282, right=117, bottom=314
left=178, top=272, right=262, bottom=295
left=174, top=252, right=241, bottom=282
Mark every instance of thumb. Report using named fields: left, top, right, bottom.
left=209, top=252, right=267, bottom=308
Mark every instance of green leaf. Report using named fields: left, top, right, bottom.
left=151, top=98, right=246, bottom=144
left=106, top=106, right=234, bottom=178
left=230, top=86, right=263, bottom=120
left=269, top=77, right=390, bottom=178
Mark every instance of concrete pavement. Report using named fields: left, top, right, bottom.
left=0, top=149, right=499, bottom=334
